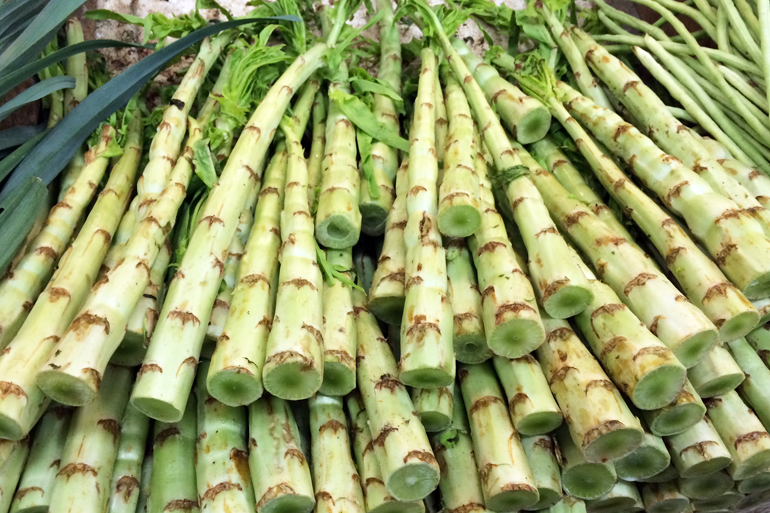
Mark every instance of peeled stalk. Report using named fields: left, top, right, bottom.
left=666, top=417, right=732, bottom=477
left=399, top=47, right=454, bottom=388
left=58, top=18, right=88, bottom=197
left=445, top=238, right=490, bottom=363
left=737, top=471, right=770, bottom=493
left=437, top=63, right=481, bottom=237
left=553, top=423, right=617, bottom=500
left=614, top=430, right=670, bottom=481
left=10, top=405, right=72, bottom=513
left=678, top=471, right=734, bottom=500
left=0, top=438, right=29, bottom=513
left=747, top=325, right=770, bottom=368
left=315, top=62, right=361, bottom=249
left=135, top=454, right=151, bottom=513
left=48, top=365, right=132, bottom=513
left=308, top=394, right=365, bottom=513
left=367, top=158, right=407, bottom=325
left=521, top=435, right=563, bottom=510
left=536, top=314, right=643, bottom=463
left=354, top=288, right=440, bottom=501
left=206, top=148, right=287, bottom=406
left=493, top=355, right=562, bottom=436
left=248, top=395, right=314, bottom=513
left=150, top=393, right=198, bottom=513
left=458, top=362, right=538, bottom=510
left=434, top=68, right=448, bottom=168
left=585, top=480, right=643, bottom=513
left=719, top=159, right=770, bottom=209
left=318, top=249, right=356, bottom=396
left=105, top=404, right=150, bottom=513
left=194, top=362, right=255, bottom=513
left=688, top=345, right=745, bottom=397
left=307, top=92, right=326, bottom=206
left=410, top=386, right=453, bottom=433
left=641, top=482, right=690, bottom=513
left=760, top=0, right=770, bottom=116
left=262, top=120, right=324, bottom=401
left=638, top=464, right=679, bottom=484
left=727, top=337, right=770, bottom=429
left=691, top=488, right=743, bottom=511
left=0, top=113, right=142, bottom=439
left=641, top=380, right=706, bottom=437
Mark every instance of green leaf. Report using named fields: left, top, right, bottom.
left=0, top=0, right=48, bottom=40
left=329, top=89, right=409, bottom=152
left=192, top=139, right=218, bottom=189
left=196, top=0, right=233, bottom=20
left=356, top=129, right=379, bottom=199
left=507, top=11, right=520, bottom=57
left=350, top=75, right=404, bottom=110
left=0, top=130, right=47, bottom=183
left=0, top=124, right=46, bottom=151
left=84, top=9, right=144, bottom=25
left=315, top=242, right=364, bottom=291
left=0, top=177, right=47, bottom=275
left=0, top=0, right=87, bottom=75
left=496, top=165, right=530, bottom=188
left=0, top=19, right=32, bottom=56
left=0, top=76, right=75, bottom=125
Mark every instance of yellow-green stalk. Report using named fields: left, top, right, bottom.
left=410, top=386, right=453, bottom=433
left=0, top=437, right=30, bottom=513
left=521, top=434, right=563, bottom=510
left=665, top=417, right=732, bottom=477
left=585, top=480, right=643, bottom=513
left=641, top=482, right=690, bottom=513
left=553, top=423, right=617, bottom=500
left=307, top=93, right=326, bottom=206
left=614, top=428, right=671, bottom=481
left=678, top=471, right=734, bottom=500
left=105, top=404, right=150, bottom=513
left=641, top=380, right=706, bottom=437
left=688, top=344, right=745, bottom=398
left=727, top=337, right=770, bottom=429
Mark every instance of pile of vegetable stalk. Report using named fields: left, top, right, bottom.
left=4, top=0, right=770, bottom=511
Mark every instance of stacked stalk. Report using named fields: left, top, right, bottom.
left=359, top=0, right=401, bottom=236
left=493, top=355, right=563, bottom=436
left=458, top=362, right=539, bottom=511
left=638, top=464, right=679, bottom=484
left=353, top=288, right=440, bottom=501
left=194, top=362, right=255, bottom=513
left=0, top=111, right=142, bottom=440
left=248, top=395, right=314, bottom=513
left=135, top=454, right=152, bottom=513
left=307, top=92, right=326, bottom=206
left=641, top=380, right=706, bottom=437
left=719, top=159, right=770, bottom=209
left=10, top=406, right=72, bottom=513
left=665, top=417, right=732, bottom=477
left=727, top=337, right=770, bottom=429
left=262, top=118, right=324, bottom=401
left=678, top=471, right=734, bottom=500
left=747, top=325, right=770, bottom=368
left=398, top=47, right=454, bottom=388
left=553, top=423, right=617, bottom=500
left=521, top=434, right=563, bottom=510
left=435, top=68, right=448, bottom=169
left=410, top=386, right=453, bottom=433
left=738, top=471, right=770, bottom=493
left=47, top=365, right=132, bottom=513
left=687, top=345, right=745, bottom=397
left=315, top=62, right=361, bottom=248
left=614, top=429, right=671, bottom=481
left=308, top=394, right=365, bottom=513
left=585, top=480, right=643, bottom=513
left=536, top=314, right=644, bottom=463
left=641, top=482, right=690, bottom=513
left=0, top=438, right=30, bottom=513
left=105, top=404, right=150, bottom=513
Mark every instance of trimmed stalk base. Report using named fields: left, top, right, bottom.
left=524, top=488, right=561, bottom=511
left=639, top=465, right=679, bottom=483
left=645, top=403, right=706, bottom=437
left=542, top=284, right=594, bottom=320
left=720, top=310, right=763, bottom=343
left=518, top=412, right=563, bottom=437
left=319, top=362, right=355, bottom=397
left=733, top=450, right=770, bottom=481
left=562, top=462, right=616, bottom=500
left=586, top=497, right=641, bottom=513
left=489, top=319, right=545, bottom=359
left=360, top=204, right=388, bottom=238
left=738, top=471, right=770, bottom=493
left=437, top=205, right=481, bottom=238
left=675, top=331, right=719, bottom=369
left=515, top=107, right=552, bottom=145
left=454, top=333, right=491, bottom=364
left=742, top=272, right=770, bottom=301
left=206, top=371, right=262, bottom=408
left=262, top=363, right=322, bottom=401
left=633, top=365, right=688, bottom=411
left=417, top=411, right=451, bottom=433
left=692, top=490, right=743, bottom=512
left=387, top=462, right=441, bottom=502
left=615, top=443, right=670, bottom=480
left=131, top=396, right=182, bottom=423
left=399, top=368, right=454, bottom=389
left=316, top=215, right=359, bottom=249
left=583, top=427, right=643, bottom=464
left=486, top=487, right=540, bottom=512
left=35, top=372, right=96, bottom=407
left=678, top=472, right=734, bottom=500
left=367, top=297, right=405, bottom=326
left=259, top=494, right=315, bottom=513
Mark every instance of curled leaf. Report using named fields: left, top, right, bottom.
left=329, top=89, right=409, bottom=152
left=356, top=129, right=380, bottom=200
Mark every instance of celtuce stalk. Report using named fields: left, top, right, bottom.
left=553, top=423, right=617, bottom=500
left=687, top=345, right=745, bottom=397
left=315, top=62, right=361, bottom=249
left=521, top=435, right=563, bottom=510
left=435, top=68, right=448, bottom=168
left=437, top=64, right=480, bottom=237
left=677, top=471, right=734, bottom=500
left=0, top=437, right=29, bottom=513
left=399, top=48, right=454, bottom=388
left=727, top=337, right=770, bottom=428
left=536, top=314, right=644, bottom=463
left=359, top=0, right=401, bottom=236
left=704, top=391, right=770, bottom=480
left=248, top=395, right=314, bottom=513
left=445, top=238, right=490, bottom=363
left=0, top=125, right=117, bottom=350
left=48, top=365, right=132, bottom=513
left=691, top=488, right=743, bottom=511
left=262, top=119, right=324, bottom=401
left=368, top=159, right=408, bottom=325
left=10, top=405, right=72, bottom=513
left=458, top=362, right=538, bottom=511
left=665, top=417, right=732, bottom=477
left=58, top=18, right=88, bottom=198
left=318, top=249, right=356, bottom=396
left=747, top=325, right=770, bottom=368
left=207, top=148, right=287, bottom=406
left=452, top=38, right=551, bottom=144
left=194, top=362, right=255, bottom=513
left=135, top=454, right=151, bottom=513
left=614, top=430, right=670, bottom=481
left=307, top=92, right=326, bottom=206
left=346, top=393, right=424, bottom=513
left=354, top=288, right=440, bottom=501
left=720, top=159, right=770, bottom=209
left=468, top=127, right=544, bottom=358
left=548, top=497, right=589, bottom=513
left=150, top=394, right=198, bottom=513
left=0, top=112, right=142, bottom=440
left=586, top=480, right=643, bottom=513
left=493, top=355, right=562, bottom=436
left=105, top=404, right=150, bottom=513
left=131, top=44, right=330, bottom=422
left=738, top=471, right=770, bottom=493
left=641, top=482, right=690, bottom=513
left=638, top=464, right=679, bottom=484
left=309, top=394, right=365, bottom=513
left=410, top=386, right=453, bottom=433
left=641, top=380, right=706, bottom=437
left=543, top=93, right=759, bottom=341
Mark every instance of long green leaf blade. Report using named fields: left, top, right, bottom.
left=0, top=76, right=75, bottom=124
left=0, top=130, right=48, bottom=182
left=0, top=123, right=46, bottom=151
left=0, top=0, right=47, bottom=40
left=0, top=176, right=47, bottom=274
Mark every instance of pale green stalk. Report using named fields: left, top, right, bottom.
left=10, top=406, right=72, bottom=513
left=248, top=395, right=314, bottom=513
left=399, top=47, right=454, bottom=388
left=458, top=362, right=538, bottom=510
left=536, top=314, right=644, bottom=463
left=32, top=118, right=197, bottom=413
left=0, top=113, right=142, bottom=440
left=738, top=471, right=770, bottom=493
left=717, top=0, right=762, bottom=61
left=196, top=52, right=232, bottom=129
left=585, top=480, right=643, bottom=513
left=135, top=454, right=151, bottom=513
left=641, top=380, right=706, bottom=437
left=704, top=390, right=770, bottom=480
left=315, top=62, right=361, bottom=249
left=720, top=158, right=770, bottom=209
left=493, top=355, right=562, bottom=436
left=308, top=394, right=365, bottom=513
left=720, top=65, right=768, bottom=113
left=593, top=0, right=672, bottom=40
left=748, top=324, right=770, bottom=368
left=194, top=362, right=255, bottom=513
left=637, top=464, right=679, bottom=484
left=435, top=66, right=448, bottom=169
left=553, top=423, right=616, bottom=500
left=130, top=44, right=329, bottom=422
left=678, top=471, right=734, bottom=500
left=262, top=119, right=324, bottom=401
left=760, top=0, right=770, bottom=116
left=728, top=337, right=770, bottom=429
left=319, top=249, right=357, bottom=396
left=691, top=488, right=743, bottom=511
left=687, top=344, right=745, bottom=397
left=150, top=394, right=198, bottom=513
left=58, top=18, right=88, bottom=198
left=521, top=435, right=563, bottom=510
left=0, top=438, right=30, bottom=513
left=206, top=148, right=287, bottom=406
left=48, top=366, right=132, bottom=513
left=0, top=125, right=118, bottom=350
left=106, top=404, right=150, bottom=513
left=665, top=416, right=732, bottom=477
left=546, top=497, right=588, bottom=513
left=614, top=429, right=670, bottom=481
left=641, top=482, right=689, bottom=513
left=354, top=289, right=440, bottom=501
left=410, top=386, right=453, bottom=433
left=307, top=93, right=326, bottom=206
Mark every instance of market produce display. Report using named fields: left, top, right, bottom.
left=5, top=0, right=770, bottom=511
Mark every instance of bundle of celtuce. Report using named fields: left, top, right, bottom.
left=4, top=0, right=770, bottom=511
